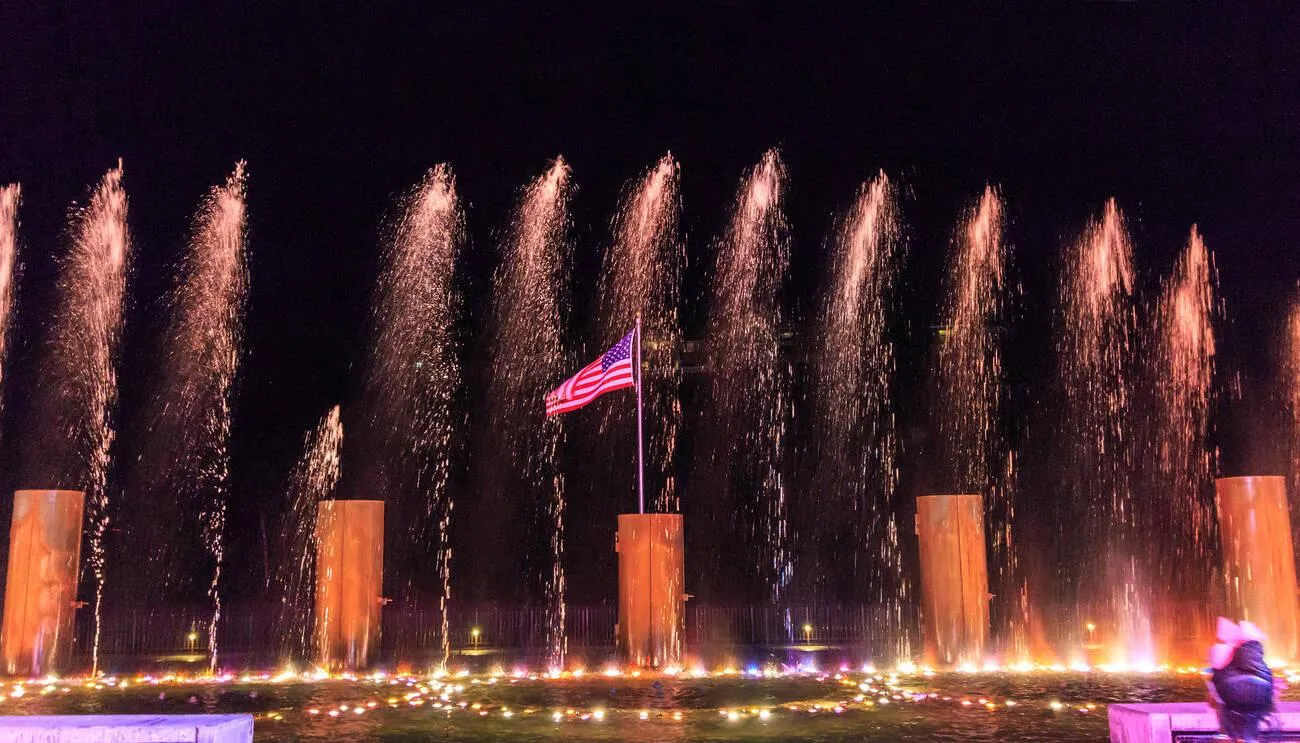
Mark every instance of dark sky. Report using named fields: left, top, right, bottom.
left=1, top=4, right=1298, bottom=607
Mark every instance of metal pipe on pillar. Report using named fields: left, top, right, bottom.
left=616, top=513, right=684, bottom=669
left=916, top=494, right=989, bottom=667
left=1, top=489, right=85, bottom=677
left=314, top=499, right=384, bottom=672
left=1215, top=476, right=1300, bottom=661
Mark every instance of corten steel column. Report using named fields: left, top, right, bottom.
left=616, top=513, right=685, bottom=668
left=1, top=489, right=85, bottom=677
left=314, top=500, right=384, bottom=672
left=916, top=494, right=989, bottom=667
left=1216, top=476, right=1300, bottom=661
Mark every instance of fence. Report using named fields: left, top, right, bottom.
left=70, top=598, right=1214, bottom=665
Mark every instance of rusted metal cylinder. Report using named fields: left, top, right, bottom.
left=1216, top=476, right=1300, bottom=661
left=616, top=513, right=685, bottom=669
left=1, top=489, right=86, bottom=677
left=916, top=494, right=989, bottom=667
left=315, top=499, right=384, bottom=672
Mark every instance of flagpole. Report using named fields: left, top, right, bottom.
left=635, top=312, right=646, bottom=515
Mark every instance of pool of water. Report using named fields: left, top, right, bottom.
left=0, top=668, right=1253, bottom=742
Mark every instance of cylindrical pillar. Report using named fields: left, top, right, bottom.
left=1, top=490, right=85, bottom=677
left=616, top=513, right=684, bottom=669
left=315, top=499, right=384, bottom=672
left=916, top=494, right=988, bottom=667
left=1216, top=476, right=1300, bottom=661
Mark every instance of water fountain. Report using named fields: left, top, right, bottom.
left=1056, top=199, right=1147, bottom=666
left=700, top=150, right=792, bottom=603
left=596, top=154, right=683, bottom=515
left=590, top=156, right=688, bottom=667
left=1143, top=226, right=1219, bottom=659
left=928, top=187, right=1010, bottom=663
left=127, top=163, right=249, bottom=672
left=17, top=166, right=131, bottom=675
left=0, top=183, right=18, bottom=400
left=361, top=164, right=462, bottom=668
left=810, top=172, right=908, bottom=647
left=4, top=154, right=1300, bottom=743
left=487, top=159, right=572, bottom=669
left=273, top=406, right=343, bottom=661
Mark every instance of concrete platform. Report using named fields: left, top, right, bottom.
left=1110, top=702, right=1300, bottom=742
left=0, top=714, right=253, bottom=742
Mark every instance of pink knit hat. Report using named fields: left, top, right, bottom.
left=1210, top=617, right=1267, bottom=669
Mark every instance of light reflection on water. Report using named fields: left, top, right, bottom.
left=0, top=671, right=1246, bottom=742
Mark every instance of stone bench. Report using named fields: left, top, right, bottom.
left=0, top=714, right=253, bottom=742
left=1110, top=702, right=1300, bottom=742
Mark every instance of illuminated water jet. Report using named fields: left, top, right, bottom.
left=24, top=166, right=132, bottom=675
left=809, top=172, right=907, bottom=646
left=131, top=163, right=249, bottom=672
left=274, top=406, right=343, bottom=660
left=932, top=187, right=1021, bottom=656
left=1148, top=226, right=1218, bottom=619
left=363, top=164, right=462, bottom=668
left=1056, top=199, right=1145, bottom=664
left=596, top=154, right=683, bottom=514
left=487, top=159, right=572, bottom=668
left=701, top=150, right=792, bottom=602
left=0, top=184, right=19, bottom=406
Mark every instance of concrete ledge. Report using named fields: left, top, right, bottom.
left=1110, top=702, right=1300, bottom=742
left=0, top=714, right=253, bottom=743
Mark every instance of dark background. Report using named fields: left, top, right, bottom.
left=0, top=4, right=1298, bottom=608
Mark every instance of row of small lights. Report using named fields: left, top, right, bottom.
left=8, top=663, right=1295, bottom=727
left=0, top=670, right=1121, bottom=724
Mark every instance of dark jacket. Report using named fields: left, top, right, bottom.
left=1210, top=640, right=1275, bottom=742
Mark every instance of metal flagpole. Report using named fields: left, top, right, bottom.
left=635, top=312, right=646, bottom=515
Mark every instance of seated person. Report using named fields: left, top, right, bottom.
left=1207, top=618, right=1275, bottom=743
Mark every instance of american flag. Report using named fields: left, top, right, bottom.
left=545, top=329, right=636, bottom=416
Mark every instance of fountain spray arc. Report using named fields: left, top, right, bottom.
left=1145, top=226, right=1219, bottom=658
left=596, top=154, right=683, bottom=515
left=362, top=165, right=463, bottom=668
left=273, top=406, right=344, bottom=662
left=14, top=166, right=131, bottom=676
left=701, top=150, right=793, bottom=604
left=925, top=187, right=1010, bottom=666
left=147, top=163, right=249, bottom=672
left=809, top=172, right=909, bottom=651
left=488, top=159, right=573, bottom=670
left=1057, top=199, right=1150, bottom=667
left=0, top=189, right=68, bottom=680
left=0, top=185, right=18, bottom=398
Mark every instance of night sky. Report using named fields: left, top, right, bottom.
left=1, top=5, right=1299, bottom=608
